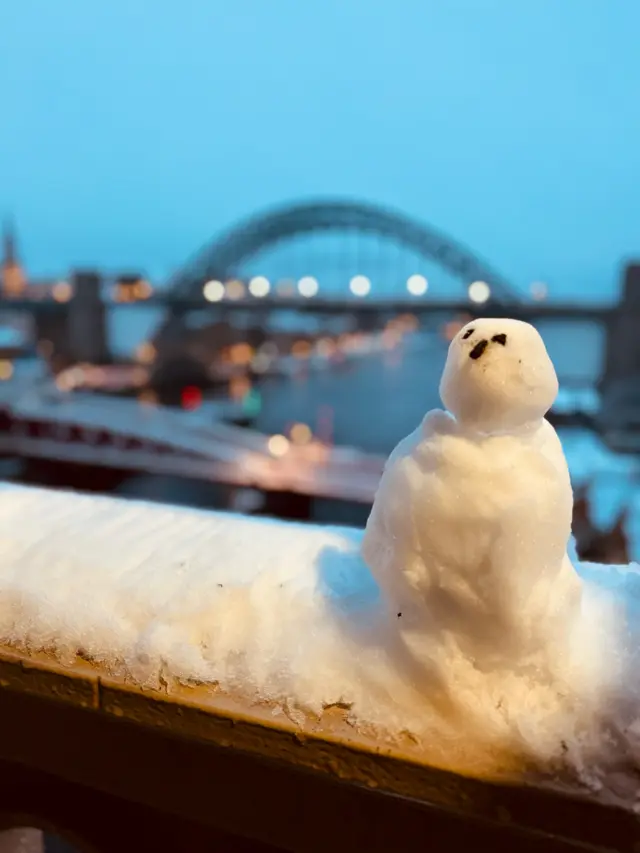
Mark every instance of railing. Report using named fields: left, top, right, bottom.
left=0, top=481, right=636, bottom=852
left=0, top=644, right=636, bottom=852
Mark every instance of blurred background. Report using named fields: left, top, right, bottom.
left=1, top=0, right=640, bottom=570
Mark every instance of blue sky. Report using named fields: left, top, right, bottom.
left=1, top=0, right=639, bottom=299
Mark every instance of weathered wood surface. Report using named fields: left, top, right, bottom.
left=0, top=646, right=636, bottom=852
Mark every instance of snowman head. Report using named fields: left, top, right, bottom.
left=439, top=318, right=558, bottom=434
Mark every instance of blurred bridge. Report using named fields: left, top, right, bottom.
left=1, top=197, right=620, bottom=328
left=0, top=383, right=384, bottom=505
left=167, top=198, right=522, bottom=305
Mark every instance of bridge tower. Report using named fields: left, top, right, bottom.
left=67, top=270, right=109, bottom=364
left=601, top=264, right=640, bottom=386
left=1, top=218, right=26, bottom=298
left=597, top=263, right=640, bottom=448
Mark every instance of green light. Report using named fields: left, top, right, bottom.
left=242, top=388, right=262, bottom=416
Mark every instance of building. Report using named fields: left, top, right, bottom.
left=1, top=219, right=26, bottom=298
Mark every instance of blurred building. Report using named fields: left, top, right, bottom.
left=112, top=274, right=152, bottom=302
left=1, top=219, right=26, bottom=298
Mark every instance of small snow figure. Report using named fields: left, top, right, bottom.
left=362, top=318, right=583, bottom=673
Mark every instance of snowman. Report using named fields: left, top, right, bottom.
left=362, top=318, right=583, bottom=673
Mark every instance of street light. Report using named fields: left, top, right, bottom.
left=203, top=280, right=225, bottom=302
left=249, top=276, right=270, bottom=298
left=468, top=281, right=491, bottom=304
left=297, top=276, right=319, bottom=298
left=349, top=275, right=371, bottom=297
left=226, top=280, right=246, bottom=300
left=406, top=274, right=428, bottom=296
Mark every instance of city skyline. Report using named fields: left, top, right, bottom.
left=1, top=0, right=639, bottom=300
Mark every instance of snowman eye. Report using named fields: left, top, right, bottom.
left=491, top=333, right=507, bottom=345
left=462, top=329, right=474, bottom=340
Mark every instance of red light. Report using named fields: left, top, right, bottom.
left=181, top=386, right=202, bottom=410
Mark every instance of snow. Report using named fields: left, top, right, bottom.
left=360, top=318, right=640, bottom=796
left=439, top=318, right=559, bottom=434
left=0, top=481, right=639, bottom=798
left=2, top=318, right=640, bottom=802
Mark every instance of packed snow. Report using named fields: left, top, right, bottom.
left=0, top=482, right=637, bottom=793
left=1, top=318, right=640, bottom=802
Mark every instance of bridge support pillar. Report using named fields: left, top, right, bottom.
left=601, top=264, right=640, bottom=387
left=598, top=264, right=640, bottom=445
left=67, top=270, right=109, bottom=364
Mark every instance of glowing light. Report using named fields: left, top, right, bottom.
left=267, top=434, right=290, bottom=457
left=249, top=276, right=270, bottom=298
left=203, top=280, right=225, bottom=302
left=530, top=281, right=548, bottom=301
left=229, top=342, right=254, bottom=365
left=242, top=387, right=262, bottom=416
left=52, top=281, right=73, bottom=303
left=316, top=337, right=336, bottom=358
left=406, top=274, right=428, bottom=296
left=0, top=360, right=13, bottom=381
left=297, top=276, right=319, bottom=298
left=181, top=386, right=203, bottom=410
left=133, top=279, right=152, bottom=300
left=226, top=279, right=246, bottom=300
left=468, top=281, right=491, bottom=304
left=55, top=373, right=74, bottom=392
left=349, top=275, right=371, bottom=297
left=135, top=342, right=156, bottom=364
left=292, top=340, right=312, bottom=359
left=290, top=422, right=312, bottom=444
left=382, top=328, right=401, bottom=350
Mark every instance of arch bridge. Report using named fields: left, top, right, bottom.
left=167, top=199, right=522, bottom=308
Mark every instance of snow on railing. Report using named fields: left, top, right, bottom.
left=0, top=478, right=638, bottom=806
left=2, top=319, right=640, bottom=811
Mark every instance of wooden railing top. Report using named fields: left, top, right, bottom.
left=0, top=485, right=638, bottom=849
left=0, top=642, right=637, bottom=851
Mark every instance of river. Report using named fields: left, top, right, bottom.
left=110, top=306, right=606, bottom=457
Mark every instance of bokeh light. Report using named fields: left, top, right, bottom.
left=290, top=422, right=313, bottom=444
left=225, top=279, right=246, bottom=300
left=297, top=276, right=319, bottom=298
left=406, top=274, right=428, bottom=296
left=268, top=434, right=290, bottom=457
left=249, top=276, right=270, bottom=298
left=203, top=280, right=225, bottom=302
left=349, top=275, right=371, bottom=297
left=52, top=281, right=73, bottom=303
left=468, top=281, right=491, bottom=304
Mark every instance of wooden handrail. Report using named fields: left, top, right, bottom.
left=0, top=645, right=636, bottom=852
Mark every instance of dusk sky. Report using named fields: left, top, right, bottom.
left=1, top=0, right=639, bottom=299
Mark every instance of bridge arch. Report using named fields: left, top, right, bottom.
left=168, top=198, right=520, bottom=303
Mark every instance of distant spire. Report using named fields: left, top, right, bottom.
left=2, top=217, right=16, bottom=266
left=1, top=216, right=26, bottom=296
